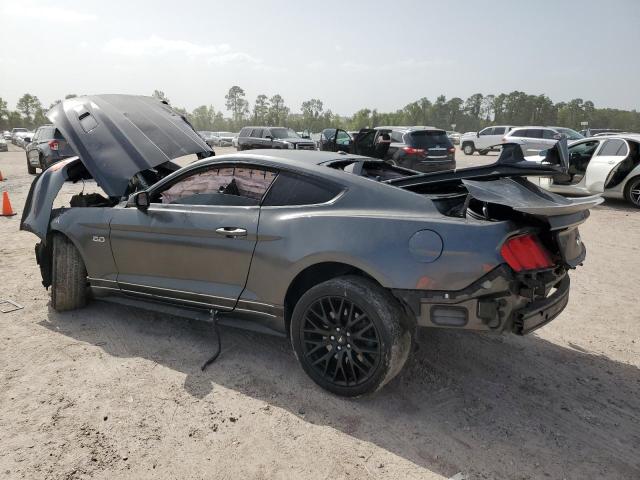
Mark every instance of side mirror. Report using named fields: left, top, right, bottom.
left=134, top=191, right=150, bottom=211
left=476, top=132, right=480, bottom=138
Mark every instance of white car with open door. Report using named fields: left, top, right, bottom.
left=527, top=134, right=640, bottom=208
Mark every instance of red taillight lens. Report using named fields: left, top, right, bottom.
left=403, top=146, right=425, bottom=155
left=500, top=234, right=554, bottom=272
left=48, top=140, right=59, bottom=150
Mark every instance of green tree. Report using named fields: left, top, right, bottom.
left=253, top=94, right=269, bottom=124
left=190, top=105, right=216, bottom=131
left=301, top=98, right=324, bottom=130
left=267, top=94, right=288, bottom=126
left=16, top=94, right=44, bottom=125
left=225, top=86, right=249, bottom=124
left=65, top=94, right=78, bottom=99
left=0, top=97, right=8, bottom=129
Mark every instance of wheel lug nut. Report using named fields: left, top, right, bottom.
left=336, top=328, right=340, bottom=332
left=346, top=332, right=350, bottom=337
left=347, top=344, right=351, bottom=348
left=337, top=346, right=342, bottom=350
left=330, top=336, right=335, bottom=341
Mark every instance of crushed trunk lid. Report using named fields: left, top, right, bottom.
left=47, top=94, right=213, bottom=198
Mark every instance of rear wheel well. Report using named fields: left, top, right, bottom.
left=284, top=262, right=378, bottom=335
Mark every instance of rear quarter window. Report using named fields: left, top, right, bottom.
left=599, top=139, right=628, bottom=156
left=262, top=172, right=341, bottom=206
left=407, top=131, right=452, bottom=148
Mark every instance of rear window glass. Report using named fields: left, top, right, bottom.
left=407, top=131, right=452, bottom=148
left=262, top=172, right=341, bottom=206
left=599, top=139, right=628, bottom=156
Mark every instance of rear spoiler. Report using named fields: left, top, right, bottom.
left=386, top=138, right=570, bottom=189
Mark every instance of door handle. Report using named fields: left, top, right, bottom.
left=216, top=227, right=247, bottom=237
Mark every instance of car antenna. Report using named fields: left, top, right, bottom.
left=201, top=309, right=222, bottom=371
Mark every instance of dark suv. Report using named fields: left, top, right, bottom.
left=237, top=126, right=316, bottom=151
left=320, top=126, right=456, bottom=173
left=25, top=125, right=75, bottom=174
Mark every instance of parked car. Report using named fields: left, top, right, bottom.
left=25, top=124, right=76, bottom=174
left=0, top=138, right=8, bottom=152
left=198, top=131, right=216, bottom=148
left=503, top=126, right=584, bottom=156
left=14, top=131, right=34, bottom=148
left=216, top=132, right=235, bottom=147
left=460, top=126, right=514, bottom=155
left=446, top=131, right=461, bottom=145
left=21, top=95, right=601, bottom=396
left=579, top=128, right=623, bottom=137
left=11, top=127, right=29, bottom=145
left=320, top=126, right=456, bottom=173
left=527, top=134, right=640, bottom=208
left=3, top=130, right=11, bottom=140
left=237, top=126, right=316, bottom=151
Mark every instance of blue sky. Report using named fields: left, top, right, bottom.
left=1, top=0, right=639, bottom=115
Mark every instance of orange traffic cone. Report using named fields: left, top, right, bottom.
left=1, top=191, right=16, bottom=217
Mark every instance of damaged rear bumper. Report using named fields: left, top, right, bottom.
left=392, top=266, right=570, bottom=335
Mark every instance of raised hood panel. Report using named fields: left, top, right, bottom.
left=47, top=95, right=213, bottom=197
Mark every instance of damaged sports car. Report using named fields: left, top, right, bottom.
left=22, top=95, right=602, bottom=396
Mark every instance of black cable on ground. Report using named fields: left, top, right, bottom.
left=201, top=310, right=222, bottom=371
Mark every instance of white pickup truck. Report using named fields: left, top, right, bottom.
left=460, top=125, right=514, bottom=155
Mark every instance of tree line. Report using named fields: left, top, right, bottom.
left=2, top=88, right=639, bottom=134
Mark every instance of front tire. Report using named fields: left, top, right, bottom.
left=51, top=234, right=88, bottom=312
left=462, top=143, right=475, bottom=155
left=290, top=276, right=412, bottom=397
left=27, top=157, right=36, bottom=175
left=624, top=176, right=640, bottom=208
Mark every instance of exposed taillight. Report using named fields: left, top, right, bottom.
left=403, top=147, right=425, bottom=155
left=448, top=147, right=455, bottom=154
left=500, top=234, right=554, bottom=272
left=48, top=140, right=59, bottom=151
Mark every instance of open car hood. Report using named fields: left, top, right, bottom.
left=47, top=94, right=213, bottom=197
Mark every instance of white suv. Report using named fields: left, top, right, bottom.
left=504, top=126, right=584, bottom=156
left=460, top=126, right=514, bottom=155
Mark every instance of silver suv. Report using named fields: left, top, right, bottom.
left=504, top=126, right=584, bottom=156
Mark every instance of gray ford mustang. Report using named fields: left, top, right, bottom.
left=21, top=95, right=602, bottom=396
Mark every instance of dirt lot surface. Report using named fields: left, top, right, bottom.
left=1, top=145, right=639, bottom=480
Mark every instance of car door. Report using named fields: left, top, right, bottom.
left=319, top=128, right=337, bottom=151
left=109, top=163, right=276, bottom=310
left=352, top=128, right=377, bottom=157
left=476, top=127, right=494, bottom=149
left=545, top=139, right=602, bottom=194
left=251, top=128, right=264, bottom=149
left=585, top=138, right=630, bottom=193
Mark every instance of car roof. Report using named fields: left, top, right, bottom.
left=581, top=133, right=640, bottom=141
left=375, top=125, right=443, bottom=132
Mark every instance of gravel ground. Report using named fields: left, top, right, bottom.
left=0, top=144, right=639, bottom=480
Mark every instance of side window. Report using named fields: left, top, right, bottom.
left=239, top=128, right=249, bottom=137
left=262, top=129, right=271, bottom=138
left=492, top=127, right=506, bottom=135
left=390, top=131, right=404, bottom=143
left=479, top=128, right=493, bottom=136
left=527, top=129, right=543, bottom=139
left=356, top=130, right=376, bottom=148
left=336, top=130, right=351, bottom=146
left=598, top=139, right=628, bottom=157
left=155, top=165, right=277, bottom=207
left=251, top=128, right=263, bottom=138
left=32, top=129, right=41, bottom=141
left=511, top=129, right=527, bottom=138
left=542, top=129, right=558, bottom=139
left=321, top=128, right=336, bottom=141
left=262, top=172, right=342, bottom=206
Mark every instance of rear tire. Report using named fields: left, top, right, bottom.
left=462, top=143, right=475, bottom=155
left=51, top=234, right=88, bottom=312
left=624, top=176, right=640, bottom=209
left=290, top=275, right=412, bottom=397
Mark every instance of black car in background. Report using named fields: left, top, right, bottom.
left=25, top=125, right=75, bottom=174
left=237, top=126, right=317, bottom=151
left=320, top=126, right=456, bottom=173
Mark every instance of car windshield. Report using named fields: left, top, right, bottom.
left=408, top=130, right=453, bottom=148
left=13, top=128, right=28, bottom=133
left=270, top=128, right=299, bottom=139
left=555, top=128, right=584, bottom=141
